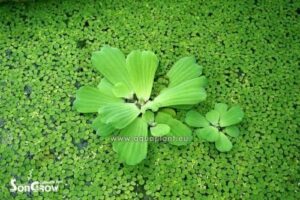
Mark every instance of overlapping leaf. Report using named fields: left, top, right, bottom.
left=185, top=110, right=210, bottom=128
left=219, top=105, right=244, bottom=127
left=92, top=116, right=115, bottom=137
left=195, top=126, right=219, bottom=142
left=99, top=103, right=140, bottom=129
left=74, top=86, right=122, bottom=113
left=149, top=77, right=207, bottom=110
left=126, top=50, right=158, bottom=101
left=113, top=118, right=148, bottom=165
left=167, top=56, right=202, bottom=87
left=91, top=46, right=132, bottom=90
left=150, top=124, right=170, bottom=137
left=156, top=112, right=192, bottom=146
left=215, top=132, right=232, bottom=152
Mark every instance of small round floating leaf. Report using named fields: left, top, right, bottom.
left=215, top=132, right=233, bottom=152
left=225, top=126, right=240, bottom=138
left=126, top=50, right=158, bottom=101
left=195, top=126, right=219, bottom=142
left=150, top=124, right=170, bottom=137
left=112, top=118, right=148, bottom=165
left=205, top=110, right=220, bottom=126
left=99, top=103, right=140, bottom=129
left=91, top=46, right=132, bottom=89
left=92, top=116, right=115, bottom=137
left=214, top=103, right=228, bottom=116
left=219, top=106, right=244, bottom=127
left=185, top=110, right=209, bottom=128
left=74, top=86, right=122, bottom=113
left=167, top=56, right=202, bottom=87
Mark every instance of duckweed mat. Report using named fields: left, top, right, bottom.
left=0, top=0, right=299, bottom=199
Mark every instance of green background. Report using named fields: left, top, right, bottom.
left=0, top=0, right=299, bottom=199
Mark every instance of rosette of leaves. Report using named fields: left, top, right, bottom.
left=74, top=46, right=207, bottom=165
left=185, top=103, right=244, bottom=152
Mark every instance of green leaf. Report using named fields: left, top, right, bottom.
left=225, top=125, right=240, bottom=137
left=150, top=124, right=170, bottom=137
left=156, top=112, right=192, bottom=146
left=205, top=110, right=220, bottom=126
left=185, top=110, right=210, bottom=128
left=97, top=78, right=115, bottom=97
left=126, top=50, right=158, bottom=101
left=91, top=46, right=132, bottom=89
left=219, top=105, right=244, bottom=127
left=155, top=112, right=171, bottom=123
left=99, top=103, right=140, bottom=129
left=160, top=108, right=176, bottom=117
left=142, top=110, right=154, bottom=123
left=167, top=56, right=203, bottom=87
left=112, top=82, right=133, bottom=98
left=92, top=116, right=115, bottom=137
left=214, top=103, right=228, bottom=116
left=215, top=132, right=233, bottom=152
left=113, top=118, right=148, bottom=165
left=74, top=86, right=122, bottom=113
left=150, top=77, right=207, bottom=109
left=195, top=126, right=220, bottom=142
left=171, top=105, right=194, bottom=110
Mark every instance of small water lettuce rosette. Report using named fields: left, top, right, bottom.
left=74, top=46, right=207, bottom=165
left=185, top=103, right=244, bottom=152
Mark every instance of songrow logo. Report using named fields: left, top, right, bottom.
left=9, top=178, right=62, bottom=193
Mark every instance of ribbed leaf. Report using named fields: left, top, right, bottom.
left=214, top=103, right=228, bottom=116
left=150, top=124, right=170, bottom=137
left=205, top=110, right=220, bottom=126
left=215, top=132, right=233, bottom=152
left=74, top=86, right=122, bottom=113
left=171, top=104, right=194, bottom=110
left=142, top=110, right=154, bottom=123
left=219, top=105, right=244, bottom=127
left=126, top=50, right=158, bottom=101
left=97, top=78, right=115, bottom=97
left=92, top=116, right=115, bottom=137
left=113, top=118, right=148, bottom=165
left=225, top=125, right=240, bottom=138
left=167, top=56, right=203, bottom=87
left=99, top=103, right=140, bottom=129
left=112, top=82, right=133, bottom=98
left=91, top=46, right=132, bottom=89
left=160, top=108, right=176, bottom=117
left=195, top=126, right=220, bottom=142
left=156, top=112, right=192, bottom=146
left=150, top=77, right=207, bottom=109
left=185, top=110, right=210, bottom=128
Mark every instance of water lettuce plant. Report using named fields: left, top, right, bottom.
left=74, top=46, right=207, bottom=165
left=185, top=103, right=244, bottom=152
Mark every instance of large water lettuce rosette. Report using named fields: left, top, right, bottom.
left=74, top=46, right=207, bottom=165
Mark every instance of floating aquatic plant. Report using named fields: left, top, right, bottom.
left=74, top=46, right=207, bottom=165
left=185, top=103, right=244, bottom=152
